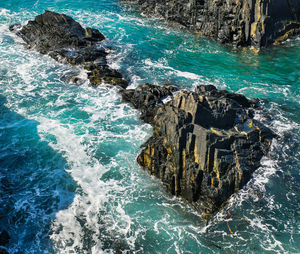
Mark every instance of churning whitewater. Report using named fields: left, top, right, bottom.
left=0, top=0, right=299, bottom=253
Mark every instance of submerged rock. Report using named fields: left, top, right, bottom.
left=122, top=0, right=300, bottom=48
left=123, top=84, right=274, bottom=214
left=10, top=11, right=128, bottom=88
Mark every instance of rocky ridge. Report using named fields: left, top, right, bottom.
left=122, top=0, right=300, bottom=48
left=11, top=11, right=275, bottom=216
left=10, top=11, right=128, bottom=88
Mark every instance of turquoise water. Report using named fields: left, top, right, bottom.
left=0, top=0, right=299, bottom=253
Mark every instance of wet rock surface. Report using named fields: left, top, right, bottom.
left=122, top=84, right=274, bottom=214
left=121, top=83, right=178, bottom=122
left=122, top=0, right=300, bottom=48
left=10, top=11, right=128, bottom=88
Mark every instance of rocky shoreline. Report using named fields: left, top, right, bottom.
left=122, top=0, right=300, bottom=49
left=11, top=11, right=274, bottom=216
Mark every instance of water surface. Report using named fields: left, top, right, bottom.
left=0, top=0, right=299, bottom=253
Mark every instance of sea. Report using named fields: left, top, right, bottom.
left=0, top=0, right=299, bottom=253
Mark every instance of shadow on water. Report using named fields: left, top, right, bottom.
left=0, top=95, right=77, bottom=254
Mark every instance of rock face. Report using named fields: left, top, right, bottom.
left=122, top=0, right=300, bottom=48
left=122, top=84, right=274, bottom=214
left=121, top=83, right=178, bottom=122
left=10, top=11, right=128, bottom=88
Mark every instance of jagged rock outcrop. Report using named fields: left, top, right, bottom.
left=122, top=84, right=274, bottom=214
left=10, top=11, right=128, bottom=88
left=122, top=0, right=300, bottom=48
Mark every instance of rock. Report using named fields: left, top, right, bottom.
left=0, top=230, right=9, bottom=254
left=120, top=83, right=178, bottom=122
left=125, top=83, right=274, bottom=214
left=0, top=248, right=8, bottom=254
left=122, top=0, right=300, bottom=48
left=10, top=11, right=127, bottom=88
left=0, top=230, right=9, bottom=246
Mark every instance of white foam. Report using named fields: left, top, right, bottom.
left=127, top=74, right=144, bottom=89
left=176, top=70, right=200, bottom=80
left=0, top=22, right=152, bottom=252
left=144, top=58, right=203, bottom=82
left=39, top=119, right=135, bottom=252
left=2, top=6, right=299, bottom=253
left=26, top=83, right=151, bottom=252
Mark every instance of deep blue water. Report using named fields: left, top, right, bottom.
left=0, top=0, right=299, bottom=253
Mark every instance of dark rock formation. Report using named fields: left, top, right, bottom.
left=0, top=230, right=9, bottom=246
left=0, top=249, right=8, bottom=254
left=0, top=230, right=9, bottom=254
left=121, top=83, right=178, bottom=122
left=122, top=0, right=300, bottom=48
left=122, top=84, right=274, bottom=214
left=10, top=11, right=128, bottom=88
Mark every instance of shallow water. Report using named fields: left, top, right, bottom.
left=0, top=0, right=299, bottom=253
